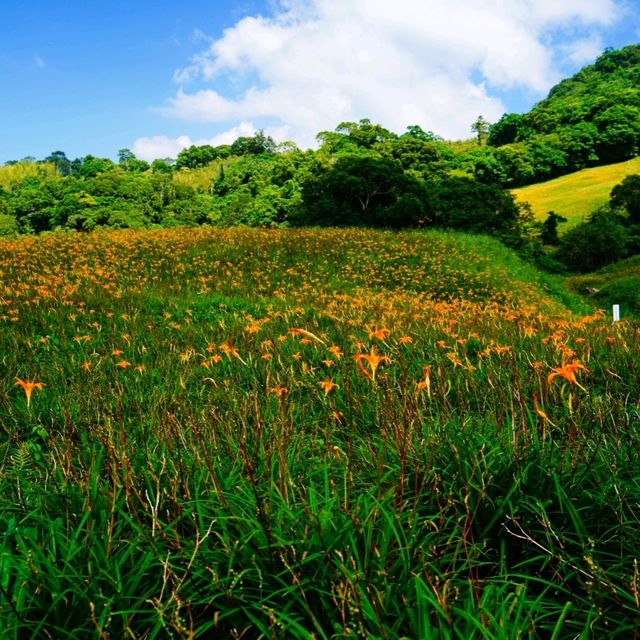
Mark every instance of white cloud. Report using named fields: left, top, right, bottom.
left=132, top=135, right=194, bottom=161
left=151, top=0, right=623, bottom=152
left=561, top=36, right=606, bottom=66
left=132, top=122, right=290, bottom=161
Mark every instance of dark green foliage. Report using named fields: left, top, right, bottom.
left=176, top=144, right=223, bottom=169
left=2, top=167, right=218, bottom=233
left=117, top=148, right=150, bottom=173
left=555, top=209, right=629, bottom=272
left=210, top=152, right=304, bottom=226
left=488, top=113, right=530, bottom=146
left=230, top=130, right=277, bottom=156
left=73, top=155, right=116, bottom=178
left=610, top=174, right=640, bottom=223
left=316, top=118, right=397, bottom=154
left=430, top=177, right=521, bottom=236
left=150, top=158, right=175, bottom=175
left=44, top=150, right=72, bottom=176
left=593, top=104, right=640, bottom=162
left=540, top=211, right=567, bottom=245
left=401, top=124, right=443, bottom=141
left=298, top=155, right=431, bottom=228
left=379, top=135, right=455, bottom=180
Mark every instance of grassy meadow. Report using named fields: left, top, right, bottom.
left=1, top=227, right=640, bottom=638
left=511, top=156, right=640, bottom=228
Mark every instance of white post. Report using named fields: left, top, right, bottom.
left=613, top=304, right=620, bottom=322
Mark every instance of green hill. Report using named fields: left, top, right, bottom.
left=511, top=156, right=640, bottom=227
left=567, top=252, right=640, bottom=316
left=487, top=44, right=640, bottom=186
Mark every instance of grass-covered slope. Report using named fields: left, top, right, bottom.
left=567, top=253, right=640, bottom=316
left=1, top=228, right=639, bottom=638
left=511, top=156, right=640, bottom=227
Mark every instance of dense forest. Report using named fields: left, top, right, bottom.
left=2, top=44, right=640, bottom=275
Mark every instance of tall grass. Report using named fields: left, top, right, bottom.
left=1, top=227, right=639, bottom=638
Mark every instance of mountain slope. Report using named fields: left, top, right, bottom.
left=486, top=44, right=640, bottom=186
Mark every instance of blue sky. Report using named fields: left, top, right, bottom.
left=2, top=1, right=639, bottom=163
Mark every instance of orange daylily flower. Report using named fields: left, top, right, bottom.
left=416, top=365, right=432, bottom=396
left=116, top=360, right=131, bottom=369
left=328, top=345, right=343, bottom=359
left=15, top=378, right=45, bottom=407
left=547, top=361, right=588, bottom=390
left=369, top=327, right=390, bottom=341
left=354, top=346, right=391, bottom=381
left=318, top=379, right=339, bottom=396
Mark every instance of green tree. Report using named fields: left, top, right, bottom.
left=540, top=211, right=567, bottom=245
left=299, top=155, right=430, bottom=228
left=471, top=115, right=490, bottom=145
left=488, top=113, right=529, bottom=146
left=230, top=130, right=276, bottom=156
left=610, top=174, right=640, bottom=223
left=555, top=209, right=629, bottom=271
left=118, top=148, right=150, bottom=173
left=0, top=214, right=19, bottom=236
left=430, top=177, right=521, bottom=237
left=44, top=151, right=72, bottom=176
left=594, top=104, right=640, bottom=162
left=176, top=145, right=221, bottom=169
left=401, top=125, right=443, bottom=141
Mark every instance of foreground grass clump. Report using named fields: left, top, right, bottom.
left=1, top=227, right=639, bottom=638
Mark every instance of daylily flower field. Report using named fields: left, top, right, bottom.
left=1, top=227, right=639, bottom=638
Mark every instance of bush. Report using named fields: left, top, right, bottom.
left=0, top=213, right=19, bottom=236
left=555, top=209, right=629, bottom=272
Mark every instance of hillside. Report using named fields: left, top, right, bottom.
left=486, top=44, right=640, bottom=186
left=511, top=156, right=640, bottom=227
left=567, top=253, right=640, bottom=316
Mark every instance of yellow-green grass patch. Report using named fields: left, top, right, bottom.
left=512, top=156, right=640, bottom=229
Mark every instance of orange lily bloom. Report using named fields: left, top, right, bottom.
left=15, top=378, right=45, bottom=407
left=318, top=379, right=339, bottom=396
left=368, top=327, right=390, bottom=341
left=354, top=346, right=391, bottom=381
left=547, top=361, right=588, bottom=390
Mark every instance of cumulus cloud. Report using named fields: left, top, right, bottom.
left=138, top=0, right=623, bottom=156
left=561, top=36, right=606, bottom=66
left=132, top=121, right=291, bottom=161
